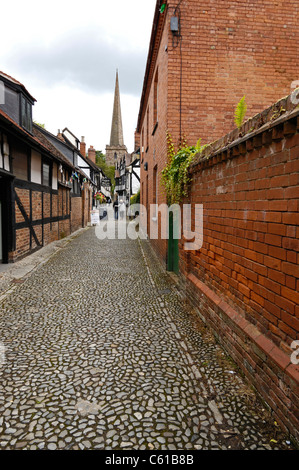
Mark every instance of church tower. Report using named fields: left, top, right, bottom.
left=105, top=70, right=128, bottom=166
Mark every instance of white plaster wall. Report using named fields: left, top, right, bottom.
left=31, top=150, right=41, bottom=184
left=52, top=162, right=58, bottom=190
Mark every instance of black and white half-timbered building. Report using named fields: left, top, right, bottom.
left=127, top=152, right=140, bottom=201
left=36, top=127, right=111, bottom=204
left=0, top=71, right=93, bottom=263
left=114, top=152, right=140, bottom=206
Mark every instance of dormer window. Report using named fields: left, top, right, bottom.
left=21, top=94, right=32, bottom=133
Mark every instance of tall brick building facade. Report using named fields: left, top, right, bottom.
left=137, top=0, right=299, bottom=263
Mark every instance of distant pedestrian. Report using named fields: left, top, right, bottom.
left=119, top=200, right=126, bottom=220
left=113, top=198, right=119, bottom=220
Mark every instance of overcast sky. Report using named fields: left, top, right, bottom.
left=0, top=0, right=157, bottom=153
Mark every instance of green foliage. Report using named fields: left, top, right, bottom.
left=95, top=151, right=115, bottom=192
left=95, top=151, right=106, bottom=165
left=130, top=189, right=140, bottom=206
left=34, top=121, right=45, bottom=128
left=234, top=96, right=247, bottom=129
left=161, top=132, right=206, bottom=205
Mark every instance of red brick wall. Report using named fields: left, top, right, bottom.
left=31, top=192, right=42, bottom=221
left=181, top=100, right=299, bottom=442
left=167, top=0, right=299, bottom=149
left=14, top=228, right=30, bottom=258
left=184, top=118, right=299, bottom=350
left=138, top=0, right=299, bottom=266
left=71, top=196, right=83, bottom=233
left=52, top=194, right=58, bottom=218
left=11, top=186, right=69, bottom=260
left=11, top=183, right=93, bottom=261
left=14, top=188, right=35, bottom=258
left=15, top=188, right=30, bottom=224
left=58, top=187, right=71, bottom=239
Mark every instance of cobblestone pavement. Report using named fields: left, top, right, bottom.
left=0, top=221, right=293, bottom=450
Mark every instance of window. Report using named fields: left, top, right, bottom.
left=0, top=133, right=10, bottom=172
left=12, top=141, right=28, bottom=180
left=146, top=107, right=149, bottom=150
left=58, top=165, right=65, bottom=183
left=153, top=69, right=158, bottom=125
left=141, top=129, right=144, bottom=159
left=42, top=161, right=51, bottom=187
left=21, top=94, right=32, bottom=133
left=72, top=178, right=80, bottom=195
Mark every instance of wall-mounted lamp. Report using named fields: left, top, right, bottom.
left=170, top=16, right=179, bottom=35
left=144, top=162, right=148, bottom=171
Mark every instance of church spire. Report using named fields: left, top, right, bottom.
left=109, top=70, right=124, bottom=147
left=105, top=69, right=128, bottom=166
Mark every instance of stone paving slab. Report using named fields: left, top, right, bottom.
left=0, top=225, right=293, bottom=450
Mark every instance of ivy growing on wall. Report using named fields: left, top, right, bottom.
left=162, top=97, right=248, bottom=205
left=161, top=132, right=207, bottom=205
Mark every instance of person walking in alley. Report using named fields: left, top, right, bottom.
left=113, top=197, right=119, bottom=220
left=119, top=199, right=126, bottom=220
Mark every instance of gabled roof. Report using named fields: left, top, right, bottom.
left=59, top=128, right=105, bottom=176
left=0, top=107, right=72, bottom=170
left=62, top=127, right=80, bottom=148
left=38, top=125, right=78, bottom=154
left=0, top=107, right=88, bottom=176
left=33, top=124, right=97, bottom=182
left=33, top=124, right=78, bottom=172
left=0, top=71, right=36, bottom=102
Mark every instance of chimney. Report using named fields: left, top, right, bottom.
left=88, top=145, right=96, bottom=164
left=57, top=129, right=64, bottom=141
left=80, top=136, right=86, bottom=157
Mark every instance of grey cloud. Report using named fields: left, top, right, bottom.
left=7, top=29, right=147, bottom=97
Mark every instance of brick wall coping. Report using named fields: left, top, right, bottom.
left=191, top=91, right=299, bottom=171
left=187, top=273, right=299, bottom=387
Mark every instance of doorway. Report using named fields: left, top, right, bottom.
left=167, top=210, right=179, bottom=273
left=0, top=196, right=2, bottom=262
left=0, top=175, right=14, bottom=264
left=0, top=176, right=4, bottom=263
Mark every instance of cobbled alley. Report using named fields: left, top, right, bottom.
left=0, top=222, right=293, bottom=450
